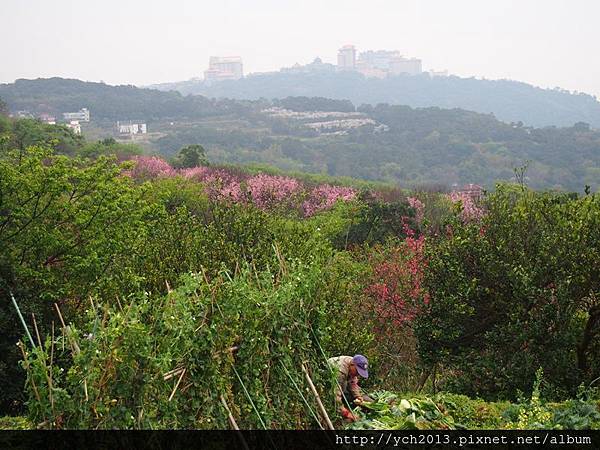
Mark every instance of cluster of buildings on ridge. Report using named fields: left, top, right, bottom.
left=14, top=107, right=147, bottom=137
left=262, top=106, right=389, bottom=136
left=15, top=107, right=91, bottom=134
left=203, top=45, right=448, bottom=83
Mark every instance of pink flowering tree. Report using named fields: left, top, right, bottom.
left=407, top=196, right=425, bottom=224
left=127, top=156, right=177, bottom=180
left=448, top=191, right=486, bottom=223
left=245, top=174, right=302, bottom=210
left=302, top=184, right=357, bottom=217
left=124, top=155, right=360, bottom=215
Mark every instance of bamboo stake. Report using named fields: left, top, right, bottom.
left=163, top=367, right=185, bottom=381
left=220, top=395, right=250, bottom=450
left=18, top=342, right=41, bottom=403
left=168, top=368, right=186, bottom=401
left=50, top=323, right=55, bottom=371
left=31, top=313, right=43, bottom=349
left=301, top=363, right=334, bottom=430
left=220, top=395, right=241, bottom=430
left=10, top=291, right=35, bottom=347
left=54, top=302, right=67, bottom=329
left=54, top=303, right=80, bottom=355
left=49, top=323, right=56, bottom=413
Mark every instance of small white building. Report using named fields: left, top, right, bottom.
left=63, top=108, right=90, bottom=122
left=66, top=120, right=81, bottom=134
left=38, top=113, right=56, bottom=124
left=117, top=121, right=147, bottom=135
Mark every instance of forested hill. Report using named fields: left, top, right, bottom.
left=151, top=71, right=600, bottom=129
left=2, top=78, right=600, bottom=192
left=0, top=77, right=251, bottom=121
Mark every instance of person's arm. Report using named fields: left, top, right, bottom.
left=335, top=375, right=356, bottom=421
left=348, top=375, right=363, bottom=401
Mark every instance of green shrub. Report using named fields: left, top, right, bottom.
left=0, top=416, right=33, bottom=430
left=416, top=185, right=600, bottom=400
left=20, top=256, right=367, bottom=429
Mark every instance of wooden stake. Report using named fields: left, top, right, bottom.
left=54, top=303, right=80, bottom=355
left=301, top=363, right=335, bottom=430
left=220, top=395, right=250, bottom=450
left=54, top=303, right=67, bottom=329
left=31, top=313, right=43, bottom=349
left=168, top=368, right=186, bottom=402
left=220, top=395, right=240, bottom=430
left=18, top=342, right=41, bottom=403
left=163, top=367, right=185, bottom=381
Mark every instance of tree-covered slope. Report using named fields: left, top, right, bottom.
left=0, top=77, right=247, bottom=121
left=152, top=71, right=600, bottom=129
left=2, top=78, right=600, bottom=192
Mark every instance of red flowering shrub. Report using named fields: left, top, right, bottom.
left=362, top=223, right=429, bottom=390
left=365, top=225, right=429, bottom=328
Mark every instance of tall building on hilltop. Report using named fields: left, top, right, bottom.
left=337, top=46, right=423, bottom=77
left=337, top=45, right=356, bottom=70
left=389, top=56, right=422, bottom=75
left=357, top=50, right=422, bottom=76
left=358, top=50, right=402, bottom=71
left=204, top=56, right=243, bottom=83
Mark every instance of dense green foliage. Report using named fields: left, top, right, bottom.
left=21, top=261, right=352, bottom=429
left=1, top=119, right=599, bottom=430
left=3, top=79, right=600, bottom=191
left=171, top=144, right=208, bottom=168
left=348, top=387, right=600, bottom=430
left=153, top=71, right=600, bottom=128
left=417, top=186, right=600, bottom=400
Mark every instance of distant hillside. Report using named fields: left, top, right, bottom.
left=0, top=77, right=247, bottom=122
left=2, top=78, right=600, bottom=192
left=150, top=72, right=600, bottom=129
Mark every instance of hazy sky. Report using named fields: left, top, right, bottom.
left=1, top=0, right=599, bottom=97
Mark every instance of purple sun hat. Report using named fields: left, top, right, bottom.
left=353, top=354, right=369, bottom=378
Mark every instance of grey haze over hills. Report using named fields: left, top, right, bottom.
left=149, top=72, right=600, bottom=129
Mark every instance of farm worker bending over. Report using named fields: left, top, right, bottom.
left=327, top=354, right=373, bottom=422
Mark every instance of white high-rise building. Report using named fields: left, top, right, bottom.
left=337, top=45, right=356, bottom=70
left=204, top=56, right=244, bottom=82
left=389, top=57, right=422, bottom=75
left=358, top=50, right=402, bottom=71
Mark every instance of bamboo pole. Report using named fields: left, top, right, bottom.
left=32, top=313, right=56, bottom=419
left=18, top=342, right=41, bottom=403
left=54, top=303, right=80, bottom=355
left=220, top=395, right=250, bottom=450
left=10, top=291, right=35, bottom=347
left=163, top=367, right=185, bottom=381
left=220, top=395, right=241, bottom=430
left=31, top=313, right=43, bottom=349
left=301, top=363, right=335, bottom=430
left=168, top=368, right=186, bottom=402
